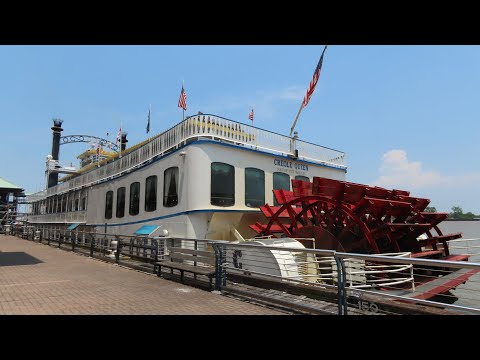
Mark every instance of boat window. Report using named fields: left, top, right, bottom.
left=163, top=167, right=179, bottom=207
left=81, top=196, right=86, bottom=211
left=145, top=176, right=157, bottom=212
left=74, top=199, right=79, bottom=211
left=116, top=187, right=126, bottom=218
left=129, top=182, right=140, bottom=216
left=245, top=168, right=265, bottom=208
left=211, top=162, right=235, bottom=207
left=61, top=196, right=66, bottom=212
left=273, top=172, right=290, bottom=206
left=105, top=191, right=113, bottom=219
left=68, top=198, right=73, bottom=212
left=295, top=175, right=310, bottom=182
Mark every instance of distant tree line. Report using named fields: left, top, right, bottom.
left=424, top=206, right=479, bottom=219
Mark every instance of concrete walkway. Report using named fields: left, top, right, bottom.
left=0, top=235, right=285, bottom=315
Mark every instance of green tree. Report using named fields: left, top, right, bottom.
left=424, top=206, right=437, bottom=212
left=450, top=206, right=464, bottom=219
left=464, top=212, right=476, bottom=220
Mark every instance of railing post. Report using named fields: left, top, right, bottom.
left=115, top=236, right=121, bottom=264
left=47, top=229, right=50, bottom=246
left=334, top=255, right=348, bottom=315
left=212, top=243, right=221, bottom=291
left=153, top=238, right=159, bottom=274
left=71, top=231, right=76, bottom=252
left=212, top=243, right=226, bottom=291
left=89, top=233, right=95, bottom=257
left=58, top=230, right=62, bottom=248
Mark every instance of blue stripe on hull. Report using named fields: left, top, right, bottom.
left=89, top=208, right=260, bottom=227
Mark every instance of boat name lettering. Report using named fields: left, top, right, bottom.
left=274, top=159, right=308, bottom=171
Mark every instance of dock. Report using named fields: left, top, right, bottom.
left=0, top=235, right=285, bottom=315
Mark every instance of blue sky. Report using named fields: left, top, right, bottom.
left=1, top=45, right=479, bottom=213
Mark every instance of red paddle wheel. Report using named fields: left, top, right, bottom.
left=250, top=177, right=463, bottom=260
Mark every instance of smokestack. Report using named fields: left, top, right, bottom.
left=121, top=132, right=128, bottom=151
left=47, top=118, right=64, bottom=188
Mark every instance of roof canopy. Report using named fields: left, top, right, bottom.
left=0, top=177, right=24, bottom=192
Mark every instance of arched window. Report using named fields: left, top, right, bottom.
left=211, top=162, right=235, bottom=207
left=105, top=191, right=113, bottom=219
left=273, top=172, right=290, bottom=206
left=116, top=187, right=125, bottom=218
left=245, top=168, right=265, bottom=208
left=295, top=175, right=309, bottom=182
left=163, top=167, right=179, bottom=207
left=129, top=182, right=140, bottom=216
left=145, top=176, right=157, bottom=212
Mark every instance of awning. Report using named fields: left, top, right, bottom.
left=133, top=225, right=159, bottom=236
left=67, top=223, right=81, bottom=231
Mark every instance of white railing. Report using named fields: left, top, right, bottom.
left=28, top=114, right=346, bottom=202
left=27, top=211, right=87, bottom=224
left=448, top=238, right=480, bottom=261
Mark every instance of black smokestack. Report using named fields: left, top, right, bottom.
left=121, top=132, right=128, bottom=151
left=48, top=118, right=64, bottom=188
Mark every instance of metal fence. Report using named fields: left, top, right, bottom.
left=27, top=114, right=346, bottom=202
left=14, top=227, right=480, bottom=315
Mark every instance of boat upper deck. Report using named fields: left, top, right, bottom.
left=29, top=114, right=346, bottom=201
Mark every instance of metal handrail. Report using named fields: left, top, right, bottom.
left=27, top=114, right=346, bottom=201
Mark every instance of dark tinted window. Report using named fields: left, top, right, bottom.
left=81, top=196, right=86, bottom=211
left=145, top=176, right=157, bottom=212
left=273, top=172, right=290, bottom=206
left=105, top=191, right=113, bottom=219
left=211, top=162, right=235, bottom=207
left=129, top=182, right=140, bottom=216
left=295, top=175, right=309, bottom=182
left=116, top=187, right=125, bottom=218
left=163, top=167, right=179, bottom=207
left=245, top=168, right=265, bottom=208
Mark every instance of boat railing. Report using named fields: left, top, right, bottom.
left=448, top=237, right=480, bottom=261
left=16, top=228, right=480, bottom=315
left=34, top=114, right=346, bottom=200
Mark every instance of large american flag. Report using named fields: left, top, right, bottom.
left=178, top=85, right=187, bottom=110
left=302, top=45, right=327, bottom=108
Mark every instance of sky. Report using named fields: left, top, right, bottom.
left=0, top=45, right=479, bottom=214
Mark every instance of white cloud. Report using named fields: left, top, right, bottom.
left=373, top=149, right=480, bottom=190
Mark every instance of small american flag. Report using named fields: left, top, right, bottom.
left=178, top=85, right=187, bottom=110
left=146, top=107, right=150, bottom=134
left=116, top=126, right=122, bottom=146
left=302, top=45, right=327, bottom=108
left=248, top=108, right=254, bottom=123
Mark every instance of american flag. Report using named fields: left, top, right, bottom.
left=248, top=108, right=254, bottom=122
left=178, top=85, right=187, bottom=110
left=302, top=45, right=327, bottom=108
left=116, top=126, right=122, bottom=146
left=146, top=107, right=150, bottom=134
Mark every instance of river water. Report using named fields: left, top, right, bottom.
left=435, top=221, right=480, bottom=310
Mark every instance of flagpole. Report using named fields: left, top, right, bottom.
left=289, top=103, right=304, bottom=137
left=119, top=121, right=123, bottom=158
left=288, top=45, right=328, bottom=138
